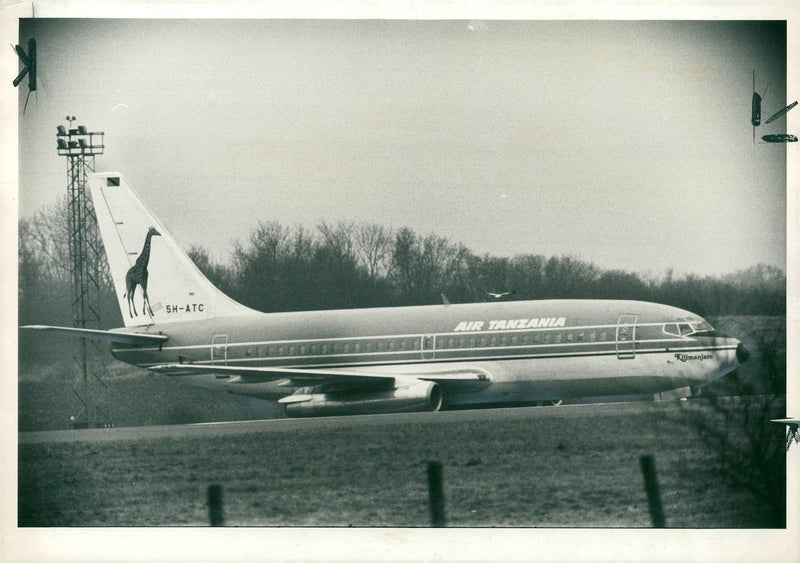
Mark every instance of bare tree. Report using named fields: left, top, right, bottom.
left=683, top=321, right=786, bottom=527
left=19, top=197, right=72, bottom=284
left=354, top=223, right=393, bottom=281
left=317, top=221, right=357, bottom=263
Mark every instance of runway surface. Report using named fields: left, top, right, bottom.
left=19, top=400, right=672, bottom=444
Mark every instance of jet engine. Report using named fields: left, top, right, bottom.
left=281, top=380, right=442, bottom=418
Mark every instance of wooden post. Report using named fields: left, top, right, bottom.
left=427, top=461, right=446, bottom=527
left=639, top=455, right=666, bottom=527
left=208, top=484, right=224, bottom=526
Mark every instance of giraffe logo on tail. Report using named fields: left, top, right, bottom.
left=123, top=226, right=161, bottom=317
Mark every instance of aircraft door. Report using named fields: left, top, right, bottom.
left=421, top=334, right=435, bottom=361
left=211, top=334, right=228, bottom=364
left=615, top=315, right=637, bottom=360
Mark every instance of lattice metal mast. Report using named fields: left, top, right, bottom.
left=56, top=117, right=107, bottom=427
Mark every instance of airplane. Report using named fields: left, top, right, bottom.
left=752, top=70, right=797, bottom=144
left=23, top=173, right=750, bottom=418
left=771, top=419, right=800, bottom=451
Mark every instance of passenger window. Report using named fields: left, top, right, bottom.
left=354, top=342, right=361, bottom=353
left=534, top=333, right=540, bottom=343
left=412, top=339, right=420, bottom=350
left=566, top=333, right=573, bottom=342
left=366, top=342, right=374, bottom=352
left=588, top=331, right=596, bottom=342
left=511, top=335, right=518, bottom=345
left=599, top=331, right=607, bottom=341
left=289, top=345, right=296, bottom=355
left=500, top=335, right=507, bottom=346
left=245, top=347, right=253, bottom=357
left=278, top=346, right=285, bottom=356
left=300, top=345, right=307, bottom=355
left=553, top=333, right=562, bottom=344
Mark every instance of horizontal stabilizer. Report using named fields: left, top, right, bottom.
left=21, top=325, right=168, bottom=346
left=148, top=362, right=489, bottom=387
left=771, top=418, right=800, bottom=429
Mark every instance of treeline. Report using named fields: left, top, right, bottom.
left=186, top=220, right=785, bottom=317
left=19, top=200, right=786, bottom=338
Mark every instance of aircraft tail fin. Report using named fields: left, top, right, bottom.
left=88, top=173, right=257, bottom=327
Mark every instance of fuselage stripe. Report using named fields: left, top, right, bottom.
left=132, top=344, right=736, bottom=370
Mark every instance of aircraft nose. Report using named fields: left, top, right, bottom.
left=736, top=341, right=751, bottom=364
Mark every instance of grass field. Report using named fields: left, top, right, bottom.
left=18, top=402, right=782, bottom=528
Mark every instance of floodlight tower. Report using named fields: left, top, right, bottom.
left=56, top=118, right=110, bottom=428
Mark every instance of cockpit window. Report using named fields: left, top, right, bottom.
left=688, top=320, right=716, bottom=336
left=668, top=320, right=716, bottom=337
left=663, top=323, right=680, bottom=336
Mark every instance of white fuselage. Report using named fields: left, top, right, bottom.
left=111, top=299, right=745, bottom=407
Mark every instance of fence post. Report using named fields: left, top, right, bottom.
left=208, top=484, right=224, bottom=526
left=639, top=455, right=666, bottom=527
left=427, top=461, right=446, bottom=527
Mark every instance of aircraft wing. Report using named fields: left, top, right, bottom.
left=147, top=362, right=489, bottom=387
left=21, top=325, right=168, bottom=346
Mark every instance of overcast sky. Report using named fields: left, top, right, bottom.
left=15, top=18, right=789, bottom=277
